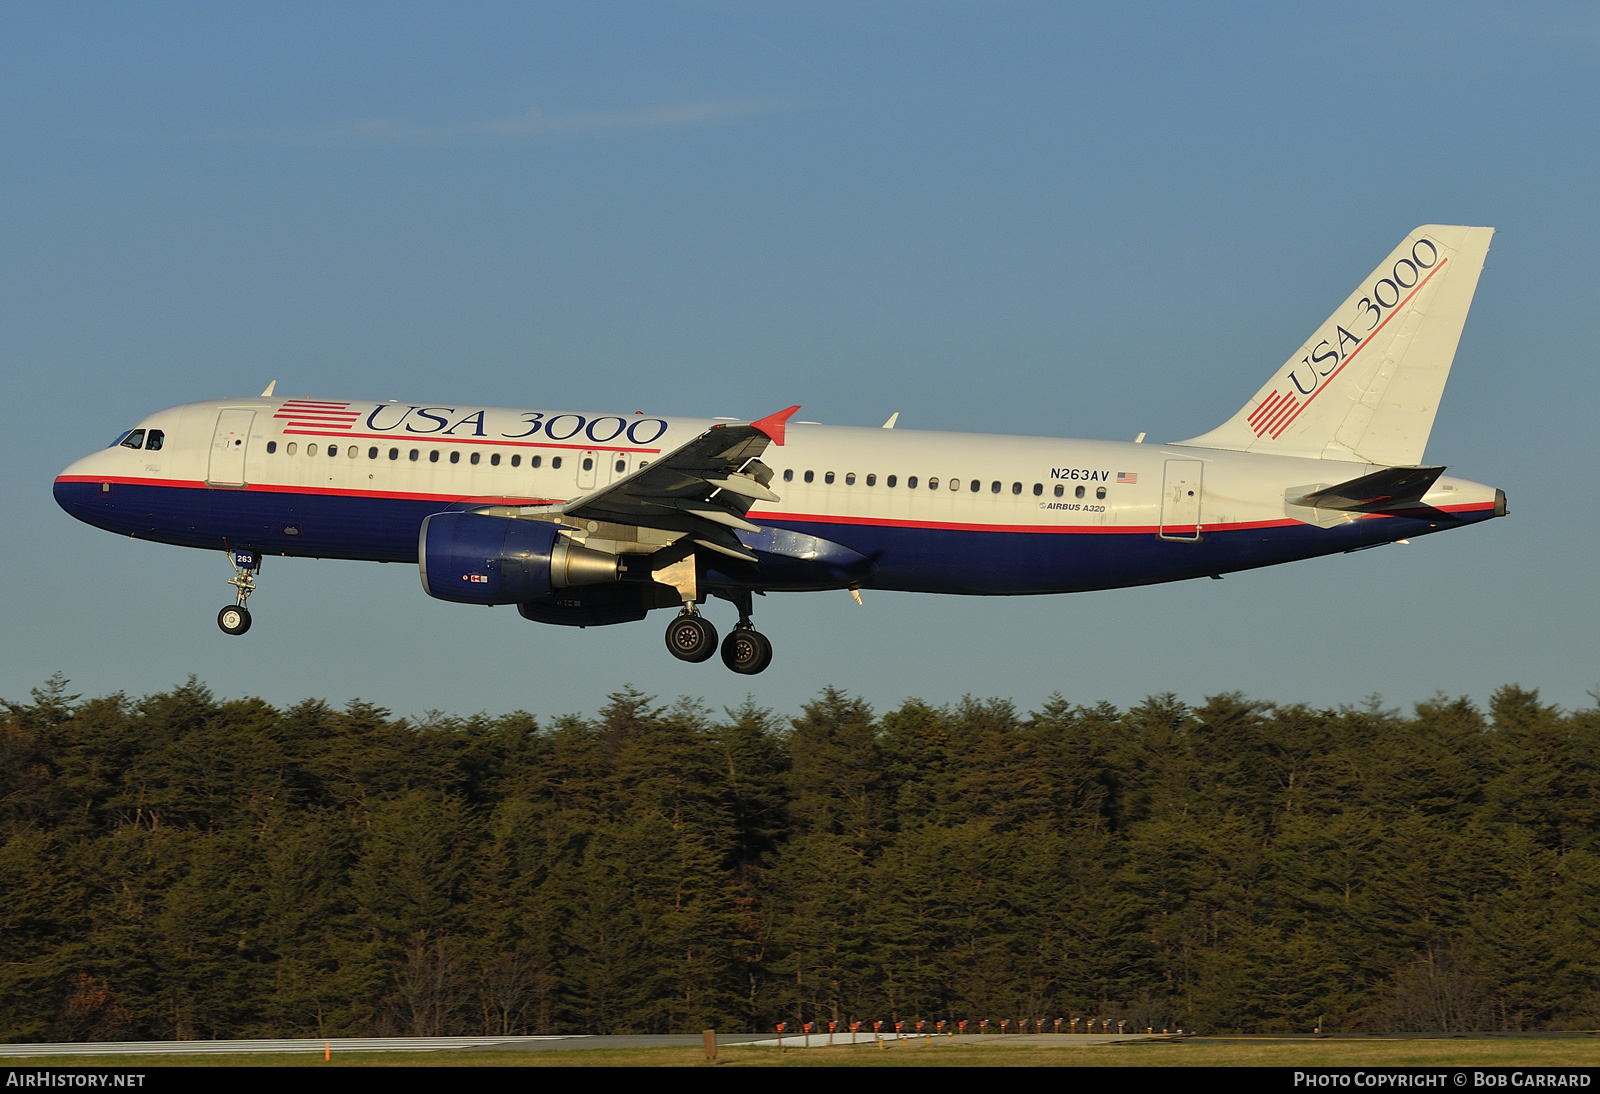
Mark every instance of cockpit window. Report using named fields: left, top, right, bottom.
left=119, top=429, right=146, bottom=450
left=144, top=429, right=165, bottom=452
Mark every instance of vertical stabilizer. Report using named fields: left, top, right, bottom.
left=1176, top=225, right=1493, bottom=465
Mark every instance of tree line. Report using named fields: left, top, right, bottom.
left=1, top=675, right=1597, bottom=1041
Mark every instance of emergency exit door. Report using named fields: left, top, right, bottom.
left=207, top=409, right=255, bottom=487
left=1159, top=459, right=1203, bottom=541
left=576, top=450, right=598, bottom=490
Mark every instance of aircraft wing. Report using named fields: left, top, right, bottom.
left=549, top=405, right=801, bottom=562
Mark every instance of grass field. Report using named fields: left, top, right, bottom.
left=4, top=1038, right=1599, bottom=1067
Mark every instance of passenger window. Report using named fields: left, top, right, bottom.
left=1075, top=485, right=1085, bottom=498
left=1033, top=483, right=1043, bottom=496
left=531, top=455, right=542, bottom=468
left=1054, top=484, right=1064, bottom=497
left=825, top=472, right=835, bottom=484
left=369, top=447, right=378, bottom=459
left=866, top=473, right=876, bottom=486
left=491, top=453, right=501, bottom=466
left=327, top=445, right=338, bottom=457
left=388, top=448, right=399, bottom=460
left=307, top=444, right=318, bottom=456
left=429, top=450, right=440, bottom=463
left=267, top=441, right=277, bottom=454
left=804, top=470, right=814, bottom=483
left=970, top=480, right=980, bottom=492
left=991, top=481, right=1001, bottom=493
left=144, top=429, right=165, bottom=451
left=511, top=454, right=521, bottom=467
left=927, top=478, right=939, bottom=490
left=120, top=429, right=145, bottom=450
left=887, top=475, right=897, bottom=487
left=287, top=442, right=298, bottom=455
left=949, top=478, right=959, bottom=491
left=450, top=451, right=460, bottom=464
left=783, top=469, right=794, bottom=482
left=348, top=445, right=358, bottom=459
left=1011, top=482, right=1022, bottom=494
left=1096, top=486, right=1107, bottom=499
left=639, top=460, right=649, bottom=468
left=908, top=476, right=918, bottom=489
left=845, top=472, right=855, bottom=485
left=551, top=456, right=563, bottom=469
left=613, top=458, right=624, bottom=472
left=472, top=452, right=482, bottom=466
left=409, top=449, right=419, bottom=461
left=579, top=456, right=590, bottom=471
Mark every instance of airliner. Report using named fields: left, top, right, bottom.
left=54, top=225, right=1504, bottom=674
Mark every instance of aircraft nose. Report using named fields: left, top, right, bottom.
left=54, top=456, right=106, bottom=524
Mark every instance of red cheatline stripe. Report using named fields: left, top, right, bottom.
left=55, top=474, right=1500, bottom=527
left=279, top=400, right=351, bottom=407
left=1248, top=391, right=1284, bottom=428
left=1268, top=256, right=1450, bottom=440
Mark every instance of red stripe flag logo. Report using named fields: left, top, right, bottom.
left=273, top=399, right=363, bottom=433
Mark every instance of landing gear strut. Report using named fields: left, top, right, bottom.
left=664, top=608, right=718, bottom=663
left=218, top=548, right=260, bottom=636
left=718, top=590, right=773, bottom=675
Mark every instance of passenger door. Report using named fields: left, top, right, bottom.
left=207, top=409, right=255, bottom=487
left=1159, top=459, right=1203, bottom=541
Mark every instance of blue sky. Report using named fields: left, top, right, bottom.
left=3, top=2, right=1597, bottom=721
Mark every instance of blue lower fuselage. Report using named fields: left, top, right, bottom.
left=53, top=479, right=1498, bottom=596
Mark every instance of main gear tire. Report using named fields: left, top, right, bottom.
left=665, top=614, right=718, bottom=663
left=720, top=628, right=772, bottom=675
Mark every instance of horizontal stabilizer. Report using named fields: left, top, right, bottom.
left=1289, top=465, right=1446, bottom=513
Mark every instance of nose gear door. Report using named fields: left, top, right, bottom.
left=1159, top=459, right=1203, bottom=541
left=208, top=409, right=256, bottom=487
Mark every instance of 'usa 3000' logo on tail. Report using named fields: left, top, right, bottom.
left=1248, top=237, right=1447, bottom=440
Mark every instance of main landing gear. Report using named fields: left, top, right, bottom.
left=663, top=590, right=773, bottom=674
left=218, top=548, right=260, bottom=636
left=664, top=609, right=718, bottom=663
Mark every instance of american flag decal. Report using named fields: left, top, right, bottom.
left=1248, top=388, right=1304, bottom=439
left=1116, top=471, right=1138, bottom=485
left=273, top=399, right=363, bottom=433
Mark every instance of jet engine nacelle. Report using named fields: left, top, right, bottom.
left=419, top=512, right=620, bottom=605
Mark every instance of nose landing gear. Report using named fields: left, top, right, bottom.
left=218, top=548, right=260, bottom=636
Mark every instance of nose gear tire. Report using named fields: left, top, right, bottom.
left=218, top=605, right=252, bottom=636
